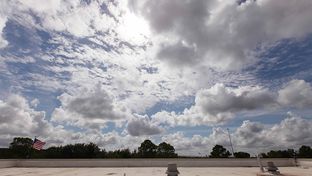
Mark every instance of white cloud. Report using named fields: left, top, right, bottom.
left=233, top=113, right=312, bottom=153
left=30, top=98, right=39, bottom=108
left=161, top=113, right=312, bottom=155
left=278, top=79, right=312, bottom=108
left=19, top=0, right=62, bottom=13
left=195, top=84, right=276, bottom=118
left=234, top=120, right=272, bottom=148
left=0, top=94, right=75, bottom=147
left=0, top=94, right=146, bottom=150
left=266, top=112, right=312, bottom=147
left=153, top=80, right=312, bottom=127
left=0, top=15, right=8, bottom=48
left=0, top=0, right=123, bottom=39
left=17, top=0, right=105, bottom=37
left=130, top=0, right=312, bottom=70
left=153, top=83, right=276, bottom=126
left=161, top=129, right=231, bottom=156
left=0, top=94, right=311, bottom=155
left=162, top=132, right=193, bottom=151
left=126, top=114, right=163, bottom=136
left=51, top=84, right=130, bottom=130
left=12, top=0, right=149, bottom=44
left=0, top=94, right=50, bottom=136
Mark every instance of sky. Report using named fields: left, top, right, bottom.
left=0, top=0, right=312, bottom=156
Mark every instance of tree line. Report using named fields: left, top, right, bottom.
left=0, top=137, right=177, bottom=159
left=0, top=137, right=312, bottom=158
left=208, top=144, right=312, bottom=158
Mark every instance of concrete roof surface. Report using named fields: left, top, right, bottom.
left=0, top=167, right=311, bottom=176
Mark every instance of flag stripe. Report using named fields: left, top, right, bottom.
left=32, top=139, right=46, bottom=150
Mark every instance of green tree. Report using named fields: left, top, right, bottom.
left=42, top=143, right=102, bottom=158
left=106, top=149, right=131, bottom=158
left=260, top=153, right=268, bottom=158
left=266, top=149, right=295, bottom=158
left=138, top=139, right=157, bottom=158
left=234, top=151, right=250, bottom=158
left=118, top=149, right=131, bottom=158
left=9, top=137, right=33, bottom=158
left=298, top=145, right=312, bottom=158
left=157, top=142, right=177, bottom=158
left=132, top=149, right=138, bottom=158
left=44, top=146, right=63, bottom=158
left=0, top=148, right=12, bottom=158
left=85, top=143, right=101, bottom=158
left=209, top=145, right=231, bottom=158
left=61, top=143, right=101, bottom=158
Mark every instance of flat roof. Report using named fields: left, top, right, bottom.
left=0, top=167, right=311, bottom=176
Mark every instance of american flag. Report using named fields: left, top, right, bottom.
left=32, top=138, right=46, bottom=150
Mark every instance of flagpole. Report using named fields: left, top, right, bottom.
left=28, top=136, right=36, bottom=159
left=227, top=128, right=235, bottom=157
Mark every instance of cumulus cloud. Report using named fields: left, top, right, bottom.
left=278, top=79, right=312, bottom=108
left=52, top=84, right=130, bottom=130
left=0, top=94, right=146, bottom=150
left=195, top=84, right=276, bottom=117
left=0, top=94, right=77, bottom=147
left=266, top=112, right=312, bottom=146
left=0, top=15, right=8, bottom=48
left=67, top=91, right=119, bottom=120
left=127, top=115, right=163, bottom=136
left=0, top=94, right=50, bottom=136
left=153, top=83, right=276, bottom=126
left=153, top=80, right=312, bottom=127
left=161, top=113, right=312, bottom=155
left=160, top=127, right=243, bottom=155
left=130, top=0, right=312, bottom=70
left=162, top=132, right=193, bottom=151
left=234, top=120, right=272, bottom=148
left=233, top=113, right=312, bottom=152
left=161, top=128, right=234, bottom=156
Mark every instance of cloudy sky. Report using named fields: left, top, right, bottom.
left=1, top=0, right=312, bottom=156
